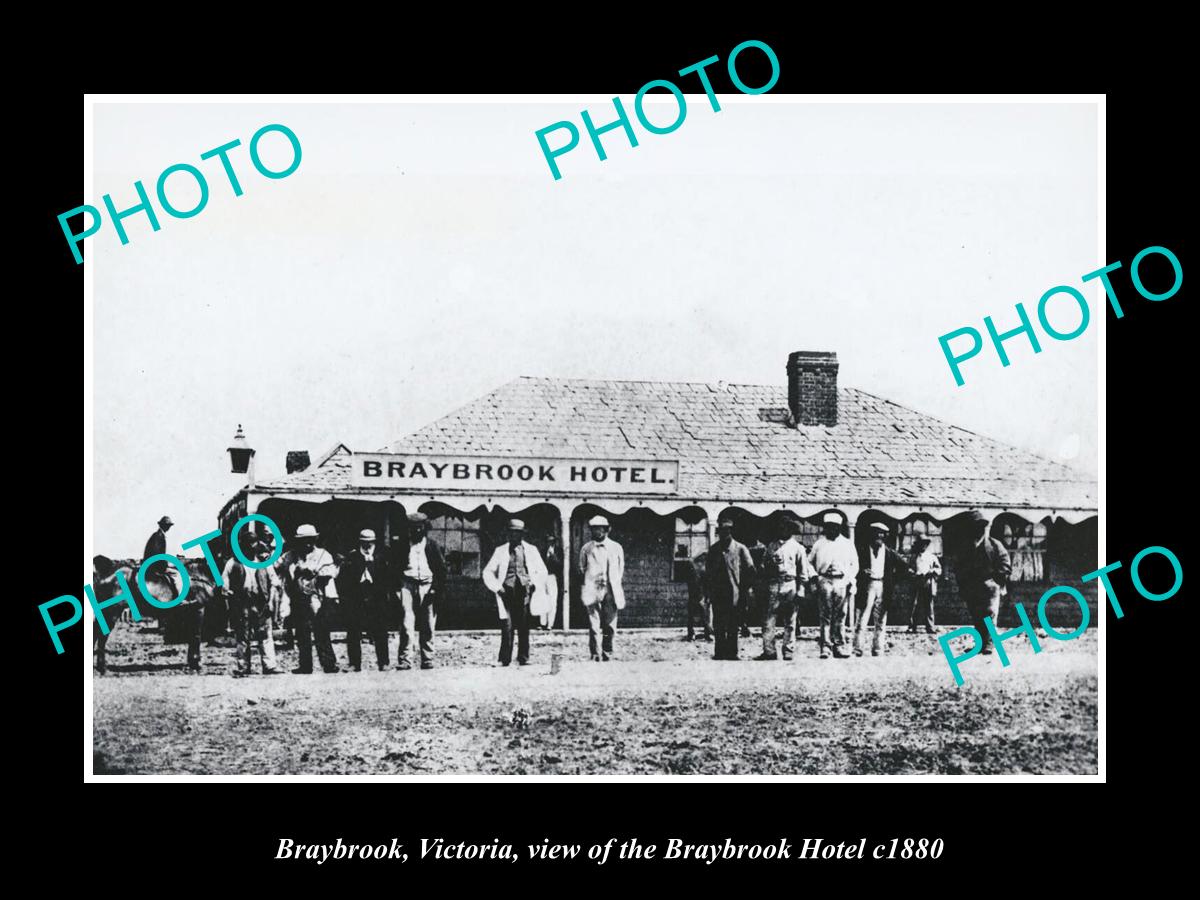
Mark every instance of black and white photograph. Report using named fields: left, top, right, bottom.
left=82, top=95, right=1101, bottom=777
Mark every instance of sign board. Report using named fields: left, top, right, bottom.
left=351, top=453, right=679, bottom=495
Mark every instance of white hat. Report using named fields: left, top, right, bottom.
left=588, top=515, right=610, bottom=527
left=508, top=519, right=526, bottom=531
left=294, top=523, right=319, bottom=539
left=870, top=523, right=890, bottom=534
left=359, top=529, right=376, bottom=541
left=822, top=512, right=842, bottom=525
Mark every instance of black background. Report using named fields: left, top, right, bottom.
left=20, top=22, right=1188, bottom=886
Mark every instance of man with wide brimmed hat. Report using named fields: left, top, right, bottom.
left=954, top=510, right=1011, bottom=655
left=482, top=518, right=550, bottom=666
left=578, top=515, right=625, bottom=661
left=854, top=522, right=913, bottom=657
left=336, top=528, right=390, bottom=671
left=281, top=523, right=340, bottom=674
left=391, top=512, right=447, bottom=670
left=807, top=512, right=859, bottom=659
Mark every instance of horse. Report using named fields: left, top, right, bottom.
left=92, top=556, right=221, bottom=674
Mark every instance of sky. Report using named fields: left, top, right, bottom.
left=91, top=99, right=1099, bottom=557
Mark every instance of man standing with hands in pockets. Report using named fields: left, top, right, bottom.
left=393, top=512, right=447, bottom=670
left=756, top=518, right=815, bottom=661
left=579, top=515, right=625, bottom=661
left=482, top=518, right=549, bottom=666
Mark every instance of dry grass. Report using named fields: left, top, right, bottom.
left=92, top=624, right=1097, bottom=775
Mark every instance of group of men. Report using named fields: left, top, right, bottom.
left=480, top=514, right=625, bottom=664
left=700, top=509, right=1008, bottom=661
left=217, top=512, right=629, bottom=674
left=142, top=505, right=1012, bottom=674
left=212, top=513, right=446, bottom=676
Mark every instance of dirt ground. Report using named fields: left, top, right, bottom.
left=92, top=623, right=1097, bottom=775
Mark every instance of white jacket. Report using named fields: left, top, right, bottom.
left=579, top=539, right=626, bottom=610
left=482, top=541, right=551, bottom=619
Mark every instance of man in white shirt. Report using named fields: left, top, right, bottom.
left=482, top=519, right=549, bottom=666
left=807, top=512, right=859, bottom=659
left=756, top=518, right=815, bottom=661
left=393, top=512, right=447, bottom=670
left=578, top=515, right=625, bottom=661
left=854, top=523, right=913, bottom=656
left=281, top=524, right=339, bottom=674
left=907, top=537, right=942, bottom=634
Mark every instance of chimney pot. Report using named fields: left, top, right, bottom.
left=786, top=351, right=839, bottom=426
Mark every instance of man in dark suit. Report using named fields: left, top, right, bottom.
left=391, top=513, right=447, bottom=670
left=142, top=515, right=179, bottom=598
left=336, top=528, right=390, bottom=671
left=854, top=523, right=914, bottom=656
left=706, top=518, right=756, bottom=660
left=955, top=511, right=1012, bottom=655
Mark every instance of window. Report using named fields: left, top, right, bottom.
left=429, top=513, right=481, bottom=577
left=675, top=515, right=709, bottom=560
left=674, top=515, right=709, bottom=581
left=996, top=517, right=1048, bottom=583
left=898, top=516, right=943, bottom=557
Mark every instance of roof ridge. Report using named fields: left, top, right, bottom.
left=844, top=386, right=1093, bottom=479
left=517, top=375, right=727, bottom=388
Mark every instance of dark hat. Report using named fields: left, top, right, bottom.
left=158, top=516, right=174, bottom=527
left=965, top=510, right=989, bottom=524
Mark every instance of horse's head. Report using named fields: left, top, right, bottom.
left=91, top=558, right=137, bottom=600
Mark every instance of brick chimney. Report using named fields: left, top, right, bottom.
left=286, top=450, right=311, bottom=474
left=786, top=351, right=839, bottom=426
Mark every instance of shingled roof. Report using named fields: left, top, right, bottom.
left=253, top=377, right=1096, bottom=514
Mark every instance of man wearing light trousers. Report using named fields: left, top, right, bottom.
left=579, top=515, right=625, bottom=661
left=808, top=512, right=859, bottom=659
